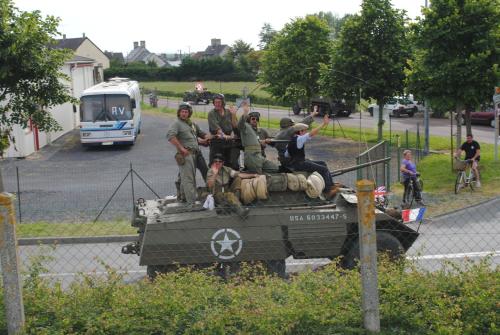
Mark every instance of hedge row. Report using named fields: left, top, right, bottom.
left=105, top=67, right=255, bottom=82
left=1, top=257, right=497, bottom=334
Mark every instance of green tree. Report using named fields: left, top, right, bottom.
left=258, top=23, right=277, bottom=50
left=319, top=0, right=409, bottom=141
left=407, top=0, right=500, bottom=145
left=259, top=15, right=332, bottom=106
left=228, top=39, right=253, bottom=59
left=0, top=1, right=74, bottom=154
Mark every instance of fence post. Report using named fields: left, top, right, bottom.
left=130, top=162, right=135, bottom=213
left=15, top=167, right=21, bottom=224
left=0, top=171, right=25, bottom=334
left=356, top=180, right=380, bottom=333
left=267, top=105, right=270, bottom=129
left=416, top=123, right=421, bottom=162
left=396, top=135, right=401, bottom=183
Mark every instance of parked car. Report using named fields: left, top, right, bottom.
left=368, top=97, right=418, bottom=118
left=461, top=108, right=499, bottom=128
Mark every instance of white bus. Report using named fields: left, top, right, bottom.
left=79, top=78, right=142, bottom=146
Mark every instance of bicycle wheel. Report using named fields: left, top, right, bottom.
left=407, top=184, right=415, bottom=207
left=468, top=171, right=475, bottom=192
left=455, top=172, right=464, bottom=194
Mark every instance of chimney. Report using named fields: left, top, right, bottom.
left=133, top=41, right=138, bottom=49
left=211, top=38, right=221, bottom=47
left=140, top=40, right=145, bottom=48
left=63, top=34, right=66, bottom=39
left=82, top=32, right=85, bottom=38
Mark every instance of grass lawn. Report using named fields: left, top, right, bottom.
left=17, top=219, right=136, bottom=238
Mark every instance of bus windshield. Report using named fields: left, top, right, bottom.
left=80, top=94, right=133, bottom=122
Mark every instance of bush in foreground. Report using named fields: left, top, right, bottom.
left=1, top=258, right=497, bottom=334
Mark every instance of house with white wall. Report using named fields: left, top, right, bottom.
left=4, top=35, right=109, bottom=158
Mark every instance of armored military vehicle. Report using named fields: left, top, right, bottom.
left=182, top=81, right=213, bottom=105
left=293, top=97, right=353, bottom=117
left=122, top=161, right=419, bottom=278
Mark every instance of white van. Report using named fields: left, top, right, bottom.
left=79, top=77, right=142, bottom=146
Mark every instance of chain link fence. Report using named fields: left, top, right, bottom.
left=0, top=164, right=497, bottom=288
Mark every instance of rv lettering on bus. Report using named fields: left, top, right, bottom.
left=111, top=106, right=125, bottom=115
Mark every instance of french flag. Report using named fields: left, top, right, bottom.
left=401, top=207, right=426, bottom=223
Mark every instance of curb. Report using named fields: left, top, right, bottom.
left=18, top=235, right=137, bottom=246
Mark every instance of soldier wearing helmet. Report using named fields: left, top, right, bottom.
left=237, top=100, right=279, bottom=174
left=274, top=107, right=319, bottom=168
left=247, top=111, right=272, bottom=157
left=167, top=102, right=211, bottom=205
left=207, top=93, right=240, bottom=170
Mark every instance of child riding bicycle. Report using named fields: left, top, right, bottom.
left=400, top=149, right=424, bottom=206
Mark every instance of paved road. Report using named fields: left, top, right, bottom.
left=158, top=98, right=498, bottom=144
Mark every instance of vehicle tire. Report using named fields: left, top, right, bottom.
left=292, top=104, right=301, bottom=115
left=266, top=260, right=287, bottom=278
left=454, top=173, right=464, bottom=194
left=342, top=232, right=404, bottom=269
left=408, top=111, right=415, bottom=117
left=394, top=110, right=401, bottom=118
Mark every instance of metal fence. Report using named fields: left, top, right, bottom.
left=0, top=161, right=497, bottom=285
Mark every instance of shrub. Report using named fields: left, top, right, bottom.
left=0, top=258, right=497, bottom=334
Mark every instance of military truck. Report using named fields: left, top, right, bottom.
left=293, top=97, right=353, bottom=117
left=182, top=82, right=213, bottom=105
left=122, top=162, right=419, bottom=278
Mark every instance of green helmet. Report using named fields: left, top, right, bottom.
left=177, top=102, right=193, bottom=117
left=279, top=117, right=295, bottom=129
left=212, top=93, right=225, bottom=107
left=248, top=111, right=260, bottom=122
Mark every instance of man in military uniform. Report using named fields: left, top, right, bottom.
left=207, top=93, right=240, bottom=170
left=274, top=106, right=319, bottom=168
left=237, top=100, right=279, bottom=174
left=247, top=111, right=272, bottom=157
left=167, top=102, right=211, bottom=205
left=207, top=153, right=257, bottom=218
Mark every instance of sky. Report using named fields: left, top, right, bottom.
left=13, top=0, right=426, bottom=57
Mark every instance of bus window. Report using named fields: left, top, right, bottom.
left=80, top=95, right=132, bottom=122
left=81, top=96, right=105, bottom=122
left=106, top=95, right=132, bottom=120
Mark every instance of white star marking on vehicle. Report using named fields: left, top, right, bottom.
left=216, top=233, right=237, bottom=253
left=210, top=228, right=243, bottom=260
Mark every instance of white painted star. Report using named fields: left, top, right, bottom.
left=216, top=232, right=237, bottom=254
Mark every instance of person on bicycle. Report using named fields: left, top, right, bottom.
left=455, top=134, right=481, bottom=187
left=400, top=149, right=424, bottom=205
